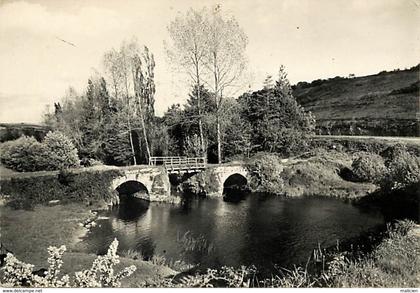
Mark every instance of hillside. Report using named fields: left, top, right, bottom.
left=293, top=65, right=419, bottom=137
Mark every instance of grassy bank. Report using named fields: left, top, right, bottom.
left=246, top=150, right=379, bottom=200
left=0, top=202, right=176, bottom=286
left=280, top=151, right=377, bottom=199
left=330, top=222, right=420, bottom=287
left=142, top=220, right=420, bottom=288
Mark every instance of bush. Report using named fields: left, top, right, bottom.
left=381, top=148, right=420, bottom=190
left=351, top=153, right=387, bottom=183
left=1, top=169, right=122, bottom=209
left=42, top=131, right=79, bottom=170
left=246, top=153, right=284, bottom=194
left=0, top=131, right=79, bottom=172
left=2, top=239, right=136, bottom=287
left=0, top=136, right=48, bottom=172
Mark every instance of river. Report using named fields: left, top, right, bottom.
left=80, top=192, right=387, bottom=274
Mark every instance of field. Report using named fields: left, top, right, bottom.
left=293, top=65, right=420, bottom=136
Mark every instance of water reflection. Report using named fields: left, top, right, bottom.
left=84, top=194, right=386, bottom=273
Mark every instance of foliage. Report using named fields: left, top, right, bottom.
left=143, top=220, right=419, bottom=288
left=0, top=136, right=48, bottom=172
left=239, top=66, right=315, bottom=157
left=330, top=220, right=419, bottom=288
left=310, top=138, right=420, bottom=157
left=0, top=131, right=79, bottom=172
left=163, top=86, right=217, bottom=159
left=351, top=153, right=387, bottom=183
left=246, top=153, right=284, bottom=194
left=42, top=131, right=80, bottom=170
left=144, top=265, right=256, bottom=288
left=381, top=147, right=420, bottom=190
left=260, top=266, right=316, bottom=288
left=2, top=239, right=136, bottom=288
left=2, top=169, right=122, bottom=209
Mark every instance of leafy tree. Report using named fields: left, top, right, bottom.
left=42, top=131, right=80, bottom=170
left=163, top=103, right=185, bottom=156
left=239, top=66, right=315, bottom=156
left=222, top=100, right=253, bottom=160
left=103, top=39, right=156, bottom=164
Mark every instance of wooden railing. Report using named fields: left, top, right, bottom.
left=149, top=156, right=206, bottom=173
left=149, top=156, right=187, bottom=166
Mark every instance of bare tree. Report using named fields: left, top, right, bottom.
left=166, top=8, right=210, bottom=158
left=204, top=6, right=248, bottom=163
left=103, top=49, right=122, bottom=100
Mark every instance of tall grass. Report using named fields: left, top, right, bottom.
left=144, top=220, right=419, bottom=288
left=176, top=231, right=215, bottom=255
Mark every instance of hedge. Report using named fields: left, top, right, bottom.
left=1, top=168, right=123, bottom=209
left=310, top=137, right=420, bottom=157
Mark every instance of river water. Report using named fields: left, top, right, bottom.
left=81, top=193, right=386, bottom=274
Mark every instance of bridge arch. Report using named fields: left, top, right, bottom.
left=115, top=180, right=149, bottom=200
left=208, top=165, right=250, bottom=197
left=223, top=173, right=248, bottom=190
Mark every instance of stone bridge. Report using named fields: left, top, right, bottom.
left=111, top=166, right=171, bottom=202
left=111, top=163, right=250, bottom=202
left=204, top=164, right=250, bottom=197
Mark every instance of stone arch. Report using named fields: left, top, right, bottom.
left=110, top=167, right=172, bottom=202
left=209, top=165, right=250, bottom=197
left=223, top=173, right=248, bottom=189
left=115, top=180, right=149, bottom=200
left=111, top=172, right=154, bottom=196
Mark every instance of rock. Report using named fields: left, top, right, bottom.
left=97, top=216, right=109, bottom=220
left=48, top=200, right=60, bottom=205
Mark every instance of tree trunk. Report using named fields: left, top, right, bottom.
left=216, top=115, right=222, bottom=164
left=197, top=86, right=206, bottom=159
left=126, top=98, right=137, bottom=165
left=198, top=118, right=205, bottom=156
left=140, top=113, right=151, bottom=163
left=195, top=64, right=206, bottom=160
left=127, top=120, right=137, bottom=165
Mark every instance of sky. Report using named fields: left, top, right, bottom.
left=0, top=0, right=419, bottom=123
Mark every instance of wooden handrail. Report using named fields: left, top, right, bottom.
left=149, top=156, right=206, bottom=173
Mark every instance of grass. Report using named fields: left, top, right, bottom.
left=0, top=202, right=176, bottom=286
left=280, top=150, right=378, bottom=199
left=144, top=220, right=420, bottom=288
left=293, top=66, right=419, bottom=136
left=332, top=221, right=420, bottom=287
left=0, top=202, right=95, bottom=266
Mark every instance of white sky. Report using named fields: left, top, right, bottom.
left=0, top=0, right=419, bottom=123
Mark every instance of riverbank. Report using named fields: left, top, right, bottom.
left=142, top=220, right=420, bottom=287
left=280, top=150, right=378, bottom=199
left=329, top=221, right=420, bottom=287
left=0, top=202, right=176, bottom=286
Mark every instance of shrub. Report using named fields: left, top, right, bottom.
left=2, top=239, right=136, bottom=288
left=42, top=131, right=79, bottom=170
left=246, top=153, right=284, bottom=194
left=381, top=148, right=420, bottom=190
left=0, top=131, right=79, bottom=172
left=0, top=136, right=48, bottom=172
left=2, top=169, right=122, bottom=208
left=351, top=153, right=387, bottom=183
